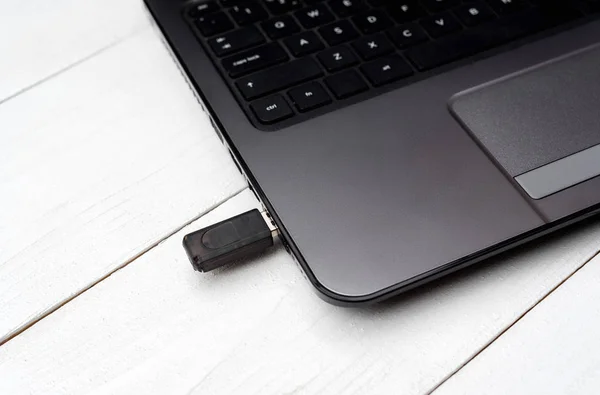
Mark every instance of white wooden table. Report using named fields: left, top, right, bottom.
left=2, top=1, right=600, bottom=394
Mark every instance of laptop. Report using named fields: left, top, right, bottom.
left=145, top=0, right=600, bottom=305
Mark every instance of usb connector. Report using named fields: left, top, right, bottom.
left=183, top=209, right=279, bottom=272
left=260, top=209, right=279, bottom=240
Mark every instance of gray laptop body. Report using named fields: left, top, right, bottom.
left=145, top=0, right=600, bottom=305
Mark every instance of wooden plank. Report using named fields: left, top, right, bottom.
left=1, top=186, right=599, bottom=394
left=0, top=28, right=246, bottom=343
left=434, top=253, right=600, bottom=395
left=0, top=0, right=148, bottom=102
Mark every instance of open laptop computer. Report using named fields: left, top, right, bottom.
left=145, top=0, right=600, bottom=305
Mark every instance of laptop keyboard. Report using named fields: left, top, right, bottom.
left=185, top=0, right=599, bottom=128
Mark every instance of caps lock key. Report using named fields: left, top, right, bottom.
left=222, top=42, right=288, bottom=77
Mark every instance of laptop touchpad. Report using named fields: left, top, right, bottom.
left=450, top=45, right=600, bottom=199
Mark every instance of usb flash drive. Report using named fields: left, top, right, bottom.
left=182, top=209, right=278, bottom=272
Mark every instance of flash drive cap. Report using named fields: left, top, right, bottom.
left=183, top=209, right=274, bottom=272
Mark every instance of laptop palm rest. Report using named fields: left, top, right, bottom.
left=449, top=44, right=600, bottom=199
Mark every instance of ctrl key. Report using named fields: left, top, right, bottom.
left=251, top=94, right=294, bottom=124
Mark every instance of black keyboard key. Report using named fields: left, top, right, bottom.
left=352, top=10, right=393, bottom=34
left=317, top=45, right=359, bottom=71
left=221, top=0, right=252, bottom=6
left=405, top=7, right=580, bottom=71
left=486, top=0, right=528, bottom=15
left=289, top=82, right=332, bottom=111
left=295, top=5, right=335, bottom=28
left=222, top=42, right=288, bottom=77
left=189, top=2, right=220, bottom=18
left=388, top=23, right=428, bottom=48
left=264, top=0, right=303, bottom=14
left=360, top=54, right=414, bottom=86
left=236, top=57, right=324, bottom=99
left=404, top=34, right=480, bottom=71
left=284, top=31, right=325, bottom=56
left=388, top=2, right=427, bottom=23
left=328, top=0, right=366, bottom=16
left=229, top=2, right=268, bottom=25
left=420, top=12, right=462, bottom=38
left=454, top=3, right=495, bottom=26
left=503, top=5, right=581, bottom=33
left=261, top=16, right=300, bottom=39
left=195, top=12, right=234, bottom=36
left=208, top=26, right=265, bottom=56
left=352, top=33, right=394, bottom=60
left=421, top=0, right=459, bottom=12
left=325, top=70, right=369, bottom=98
left=319, top=20, right=359, bottom=46
left=537, top=2, right=583, bottom=17
left=251, top=95, right=294, bottom=124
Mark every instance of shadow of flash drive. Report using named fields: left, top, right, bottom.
left=183, top=209, right=278, bottom=272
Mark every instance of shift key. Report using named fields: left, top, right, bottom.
left=237, top=58, right=323, bottom=100
left=222, top=42, right=288, bottom=77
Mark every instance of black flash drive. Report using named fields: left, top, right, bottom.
left=182, top=209, right=278, bottom=272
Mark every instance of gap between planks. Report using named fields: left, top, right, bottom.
left=0, top=187, right=248, bottom=347
left=427, top=248, right=600, bottom=395
left=0, top=25, right=148, bottom=107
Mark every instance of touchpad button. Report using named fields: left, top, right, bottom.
left=450, top=45, right=600, bottom=199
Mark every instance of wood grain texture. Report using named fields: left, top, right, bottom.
left=4, top=2, right=600, bottom=393
left=434, top=252, right=600, bottom=395
left=0, top=28, right=246, bottom=344
left=1, top=185, right=600, bottom=394
left=0, top=0, right=148, bottom=103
